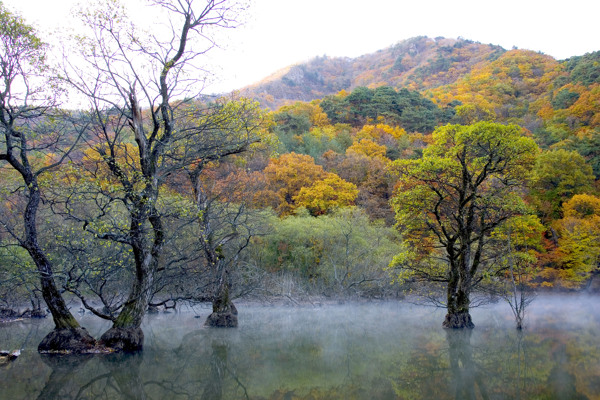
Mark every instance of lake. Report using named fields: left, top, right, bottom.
left=1, top=295, right=599, bottom=399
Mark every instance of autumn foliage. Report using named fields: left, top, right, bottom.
left=253, top=152, right=357, bottom=216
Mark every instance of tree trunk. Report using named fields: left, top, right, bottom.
left=191, top=168, right=240, bottom=328
left=22, top=182, right=97, bottom=353
left=100, top=209, right=162, bottom=351
left=37, top=277, right=97, bottom=353
left=443, top=291, right=474, bottom=329
left=205, top=267, right=238, bottom=328
left=443, top=309, right=474, bottom=329
left=99, top=267, right=151, bottom=351
left=443, top=261, right=474, bottom=329
left=32, top=253, right=79, bottom=330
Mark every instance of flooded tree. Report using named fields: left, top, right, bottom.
left=185, top=101, right=270, bottom=327
left=59, top=0, right=256, bottom=350
left=390, top=122, right=538, bottom=328
left=497, top=217, right=543, bottom=330
left=0, top=4, right=95, bottom=352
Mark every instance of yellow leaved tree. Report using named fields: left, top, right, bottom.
left=544, top=194, right=600, bottom=288
left=294, top=175, right=358, bottom=216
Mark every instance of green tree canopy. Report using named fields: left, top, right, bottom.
left=320, top=86, right=447, bottom=132
left=390, top=121, right=539, bottom=328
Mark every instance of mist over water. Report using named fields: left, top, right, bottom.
left=1, top=295, right=599, bottom=399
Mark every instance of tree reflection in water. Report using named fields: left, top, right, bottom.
left=202, top=339, right=252, bottom=400
left=390, top=328, right=533, bottom=400
left=202, top=341, right=227, bottom=400
left=446, top=329, right=489, bottom=400
left=102, top=353, right=147, bottom=400
left=37, top=354, right=95, bottom=400
left=3, top=300, right=599, bottom=399
left=33, top=338, right=251, bottom=399
left=35, top=353, right=145, bottom=400
left=546, top=343, right=589, bottom=400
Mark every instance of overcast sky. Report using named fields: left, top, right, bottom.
left=4, top=0, right=599, bottom=94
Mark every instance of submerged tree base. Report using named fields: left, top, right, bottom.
left=38, top=327, right=98, bottom=354
left=205, top=303, right=238, bottom=328
left=442, top=311, right=475, bottom=329
left=100, top=327, right=144, bottom=352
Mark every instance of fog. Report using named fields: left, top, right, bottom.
left=1, top=295, right=599, bottom=399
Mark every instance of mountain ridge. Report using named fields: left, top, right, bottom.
left=237, top=36, right=509, bottom=109
left=235, top=36, right=600, bottom=177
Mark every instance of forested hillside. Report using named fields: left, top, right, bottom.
left=2, top=15, right=600, bottom=350
left=241, top=36, right=600, bottom=163
left=242, top=36, right=506, bottom=109
left=227, top=36, right=600, bottom=293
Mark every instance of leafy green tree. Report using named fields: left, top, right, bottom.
left=320, top=86, right=445, bottom=132
left=0, top=244, right=38, bottom=312
left=565, top=127, right=600, bottom=177
left=551, top=89, right=580, bottom=109
left=370, top=86, right=400, bottom=122
left=252, top=208, right=401, bottom=295
left=395, top=88, right=441, bottom=132
left=564, top=51, right=600, bottom=86
left=273, top=108, right=311, bottom=153
left=346, top=86, right=375, bottom=125
left=454, top=104, right=496, bottom=124
left=390, top=122, right=538, bottom=328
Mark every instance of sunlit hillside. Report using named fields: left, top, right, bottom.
left=240, top=36, right=506, bottom=109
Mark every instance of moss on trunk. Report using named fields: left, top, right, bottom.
left=100, top=327, right=144, bottom=352
left=38, top=327, right=97, bottom=353
left=205, top=278, right=238, bottom=328
left=443, top=311, right=475, bottom=329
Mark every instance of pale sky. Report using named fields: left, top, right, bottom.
left=4, top=0, right=599, bottom=94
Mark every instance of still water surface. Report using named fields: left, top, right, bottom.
left=1, top=296, right=599, bottom=399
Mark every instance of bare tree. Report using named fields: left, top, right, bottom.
left=0, top=4, right=96, bottom=352
left=60, top=0, right=258, bottom=350
left=503, top=227, right=537, bottom=330
left=188, top=155, right=270, bottom=327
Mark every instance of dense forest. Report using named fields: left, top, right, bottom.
left=1, top=1, right=600, bottom=353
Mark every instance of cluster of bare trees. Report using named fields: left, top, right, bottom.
left=0, top=0, right=267, bottom=352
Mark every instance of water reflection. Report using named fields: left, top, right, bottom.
left=445, top=330, right=489, bottom=400
left=102, top=353, right=147, bottom=400
left=1, top=298, right=599, bottom=400
left=202, top=341, right=227, bottom=400
left=37, top=354, right=94, bottom=400
left=201, top=341, right=251, bottom=400
left=546, top=344, right=590, bottom=400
